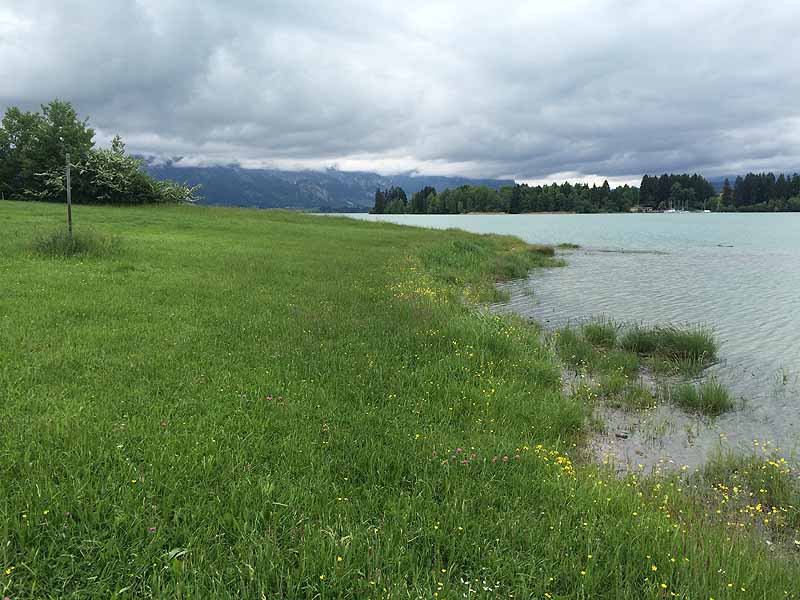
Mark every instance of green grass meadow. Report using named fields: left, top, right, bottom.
left=1, top=201, right=798, bottom=598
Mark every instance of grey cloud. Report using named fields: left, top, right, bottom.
left=1, top=0, right=799, bottom=181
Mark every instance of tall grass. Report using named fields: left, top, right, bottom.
left=554, top=327, right=598, bottom=368
left=620, top=325, right=717, bottom=375
left=31, top=228, right=120, bottom=258
left=582, top=319, right=618, bottom=348
left=670, top=380, right=735, bottom=416
left=620, top=324, right=717, bottom=361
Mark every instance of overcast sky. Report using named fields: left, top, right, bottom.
left=1, top=1, right=799, bottom=184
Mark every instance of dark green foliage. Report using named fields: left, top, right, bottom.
left=639, top=173, right=715, bottom=210
left=728, top=171, right=800, bottom=211
left=372, top=181, right=641, bottom=214
left=0, top=100, right=93, bottom=199
left=410, top=185, right=436, bottom=213
left=670, top=380, right=734, bottom=416
left=372, top=186, right=408, bottom=214
left=372, top=188, right=386, bottom=213
left=0, top=101, right=198, bottom=204
left=720, top=178, right=734, bottom=209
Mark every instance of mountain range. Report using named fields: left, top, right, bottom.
left=141, top=158, right=514, bottom=211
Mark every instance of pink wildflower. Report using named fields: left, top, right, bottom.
left=456, top=447, right=463, bottom=454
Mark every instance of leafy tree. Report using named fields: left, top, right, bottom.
left=1, top=100, right=197, bottom=204
left=34, top=135, right=200, bottom=204
left=0, top=107, right=48, bottom=197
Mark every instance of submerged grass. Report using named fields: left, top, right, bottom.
left=0, top=201, right=797, bottom=598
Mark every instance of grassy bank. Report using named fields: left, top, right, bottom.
left=1, top=201, right=798, bottom=598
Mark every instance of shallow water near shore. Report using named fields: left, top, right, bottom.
left=345, top=212, right=800, bottom=471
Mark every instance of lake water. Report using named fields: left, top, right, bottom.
left=345, top=213, right=800, bottom=471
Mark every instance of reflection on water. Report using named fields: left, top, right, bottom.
left=345, top=212, right=800, bottom=470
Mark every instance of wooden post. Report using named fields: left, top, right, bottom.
left=66, top=152, right=73, bottom=238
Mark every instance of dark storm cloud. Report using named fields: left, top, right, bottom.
left=2, top=0, right=799, bottom=181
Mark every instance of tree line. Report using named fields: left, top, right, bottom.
left=373, top=172, right=800, bottom=214
left=639, top=174, right=716, bottom=210
left=0, top=100, right=199, bottom=204
left=371, top=181, right=640, bottom=214
left=720, top=172, right=800, bottom=212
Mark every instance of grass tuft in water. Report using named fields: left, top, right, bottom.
left=670, top=379, right=734, bottom=416
left=620, top=325, right=717, bottom=375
